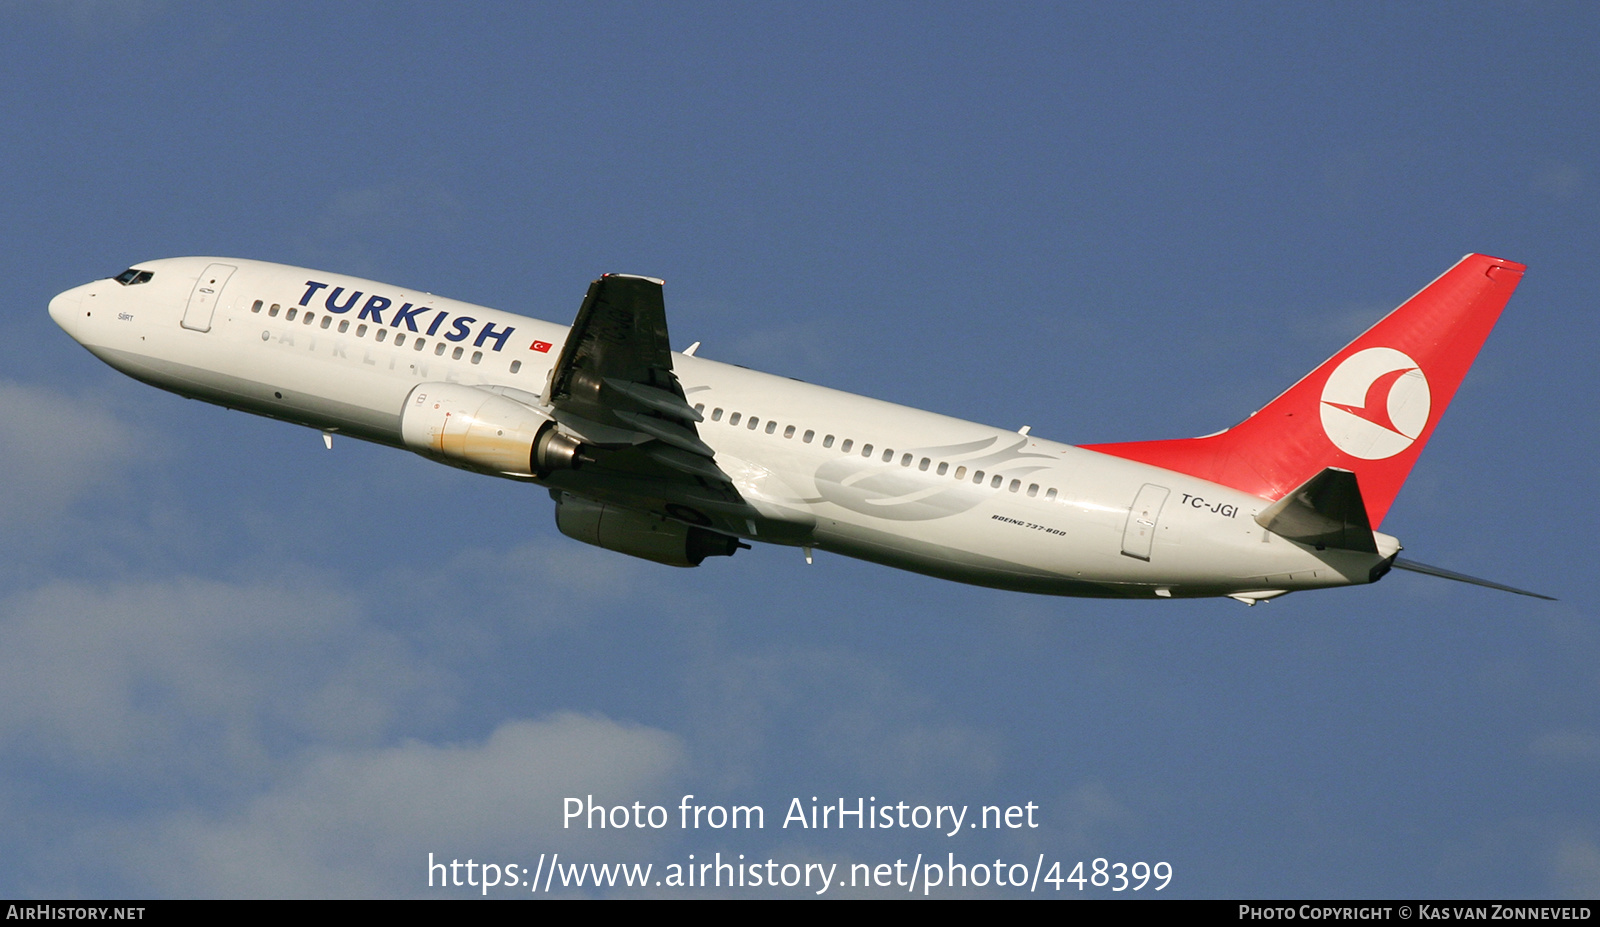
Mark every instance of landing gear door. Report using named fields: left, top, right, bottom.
left=181, top=263, right=237, bottom=332
left=1121, top=483, right=1170, bottom=561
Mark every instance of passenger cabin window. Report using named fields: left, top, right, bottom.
left=784, top=425, right=795, bottom=438
left=286, top=308, right=298, bottom=321
left=510, top=360, right=522, bottom=373
left=804, top=430, right=815, bottom=443
left=765, top=421, right=776, bottom=434
left=375, top=329, right=387, bottom=342
left=955, top=466, right=967, bottom=480
left=729, top=412, right=742, bottom=426
left=414, top=338, right=426, bottom=351
left=356, top=324, right=368, bottom=337
left=840, top=439, right=853, bottom=453
left=471, top=351, right=483, bottom=364
left=321, top=316, right=332, bottom=329
left=1009, top=479, right=1021, bottom=492
left=861, top=444, right=873, bottom=457
left=1045, top=488, right=1058, bottom=501
left=991, top=475, right=1003, bottom=489
left=435, top=342, right=447, bottom=356
left=937, top=462, right=948, bottom=475
left=394, top=333, right=406, bottom=346
left=452, top=346, right=464, bottom=360
left=822, top=434, right=834, bottom=448
left=338, top=319, right=349, bottom=332
left=712, top=408, right=724, bottom=422
left=251, top=300, right=263, bottom=313
left=269, top=305, right=281, bottom=318
left=1027, top=483, right=1039, bottom=497
left=303, top=312, right=314, bottom=325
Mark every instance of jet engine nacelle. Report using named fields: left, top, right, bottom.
left=400, top=383, right=580, bottom=477
left=553, top=493, right=743, bottom=567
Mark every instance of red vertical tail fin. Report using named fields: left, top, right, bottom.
left=1082, top=254, right=1526, bottom=527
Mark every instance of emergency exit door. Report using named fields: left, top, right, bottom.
left=1120, top=483, right=1170, bottom=561
left=180, top=263, right=236, bottom=332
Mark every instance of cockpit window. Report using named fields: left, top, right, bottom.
left=113, top=268, right=154, bottom=286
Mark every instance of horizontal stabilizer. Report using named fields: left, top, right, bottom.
left=1391, top=558, right=1555, bottom=600
left=1255, top=467, right=1377, bottom=553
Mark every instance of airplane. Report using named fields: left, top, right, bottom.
left=48, top=252, right=1550, bottom=605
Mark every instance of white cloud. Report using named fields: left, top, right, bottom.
left=0, top=382, right=143, bottom=532
left=1552, top=834, right=1600, bottom=898
left=685, top=648, right=1001, bottom=791
left=1530, top=730, right=1600, bottom=763
left=445, top=539, right=649, bottom=610
left=118, top=713, right=686, bottom=897
left=0, top=576, right=440, bottom=785
left=375, top=540, right=661, bottom=659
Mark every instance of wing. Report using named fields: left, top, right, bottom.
left=539, top=274, right=753, bottom=532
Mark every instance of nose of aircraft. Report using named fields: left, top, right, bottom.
left=48, top=288, right=77, bottom=325
left=49, top=284, right=88, bottom=338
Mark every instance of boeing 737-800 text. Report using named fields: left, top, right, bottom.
left=48, top=253, right=1548, bottom=604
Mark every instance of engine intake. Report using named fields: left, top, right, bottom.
left=400, top=383, right=582, bottom=477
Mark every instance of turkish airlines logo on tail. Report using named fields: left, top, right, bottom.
left=1319, top=347, right=1431, bottom=460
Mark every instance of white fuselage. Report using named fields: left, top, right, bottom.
left=49, top=257, right=1396, bottom=599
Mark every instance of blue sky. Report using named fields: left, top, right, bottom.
left=3, top=1, right=1596, bottom=898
